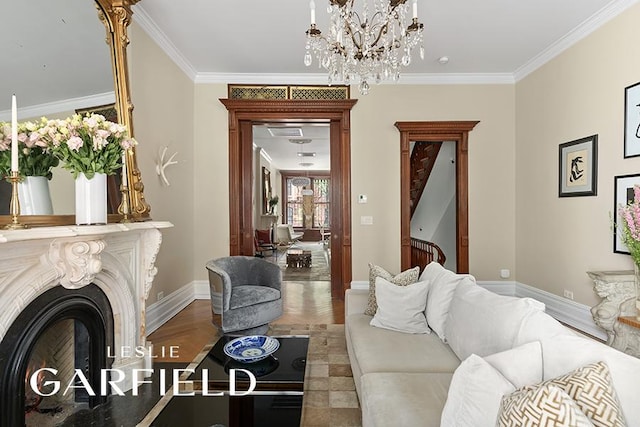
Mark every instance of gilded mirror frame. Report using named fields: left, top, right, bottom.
left=0, top=0, right=150, bottom=227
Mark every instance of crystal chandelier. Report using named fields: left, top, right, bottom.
left=304, top=0, right=424, bottom=95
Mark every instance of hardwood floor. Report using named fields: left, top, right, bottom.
left=146, top=280, right=344, bottom=363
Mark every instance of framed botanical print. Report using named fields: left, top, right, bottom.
left=558, top=135, right=598, bottom=197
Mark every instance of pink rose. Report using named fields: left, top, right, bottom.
left=67, top=135, right=84, bottom=151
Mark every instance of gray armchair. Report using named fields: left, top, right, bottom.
left=205, top=256, right=283, bottom=335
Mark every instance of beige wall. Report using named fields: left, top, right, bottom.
left=128, top=16, right=523, bottom=294
left=350, top=85, right=516, bottom=280
left=125, top=27, right=521, bottom=289
left=129, top=23, right=196, bottom=301
left=515, top=3, right=640, bottom=306
left=192, top=84, right=231, bottom=279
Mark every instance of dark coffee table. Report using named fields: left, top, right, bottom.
left=286, top=249, right=312, bottom=268
left=151, top=335, right=309, bottom=427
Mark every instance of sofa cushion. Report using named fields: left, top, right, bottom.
left=506, top=361, right=626, bottom=427
left=498, top=384, right=595, bottom=427
left=346, top=313, right=460, bottom=375
left=364, top=264, right=419, bottom=316
left=444, top=279, right=545, bottom=360
left=540, top=336, right=638, bottom=424
left=484, top=341, right=543, bottom=388
left=421, top=262, right=474, bottom=341
left=370, top=277, right=431, bottom=334
left=360, top=372, right=452, bottom=427
left=514, top=309, right=575, bottom=347
left=441, top=354, right=516, bottom=427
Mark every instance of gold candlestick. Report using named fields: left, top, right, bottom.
left=118, top=182, right=131, bottom=223
left=5, top=171, right=27, bottom=229
left=118, top=150, right=131, bottom=223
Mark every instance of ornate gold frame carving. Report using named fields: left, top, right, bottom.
left=96, top=0, right=151, bottom=219
left=0, top=0, right=150, bottom=227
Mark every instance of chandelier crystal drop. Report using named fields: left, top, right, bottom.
left=305, top=0, right=424, bottom=95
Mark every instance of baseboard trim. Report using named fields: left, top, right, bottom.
left=146, top=280, right=212, bottom=334
left=350, top=280, right=369, bottom=290
left=515, top=282, right=606, bottom=341
left=148, top=278, right=606, bottom=341
left=477, top=280, right=516, bottom=296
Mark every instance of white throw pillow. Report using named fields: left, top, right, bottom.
left=369, top=277, right=430, bottom=334
left=423, top=263, right=474, bottom=341
left=440, top=354, right=516, bottom=427
left=484, top=341, right=543, bottom=388
left=444, top=279, right=545, bottom=360
left=365, top=263, right=420, bottom=316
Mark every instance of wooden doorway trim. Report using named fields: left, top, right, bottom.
left=221, top=99, right=357, bottom=299
left=395, top=121, right=479, bottom=273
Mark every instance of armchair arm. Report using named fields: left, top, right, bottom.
left=205, top=259, right=233, bottom=312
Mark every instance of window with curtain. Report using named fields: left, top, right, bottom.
left=285, top=176, right=330, bottom=228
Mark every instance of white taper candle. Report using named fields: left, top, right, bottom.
left=412, top=0, right=418, bottom=19
left=11, top=95, right=18, bottom=172
left=310, top=0, right=316, bottom=25
left=122, top=150, right=128, bottom=187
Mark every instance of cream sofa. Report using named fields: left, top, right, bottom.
left=345, top=262, right=640, bottom=427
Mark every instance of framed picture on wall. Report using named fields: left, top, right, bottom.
left=558, top=135, right=598, bottom=197
left=613, top=173, right=640, bottom=254
left=624, top=81, right=640, bottom=158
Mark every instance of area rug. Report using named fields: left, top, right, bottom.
left=139, top=324, right=361, bottom=427
left=275, top=241, right=331, bottom=282
left=269, top=323, right=361, bottom=427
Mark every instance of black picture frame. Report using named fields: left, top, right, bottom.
left=613, top=173, right=640, bottom=254
left=624, top=81, right=640, bottom=158
left=558, top=135, right=598, bottom=197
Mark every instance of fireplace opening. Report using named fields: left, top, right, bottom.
left=0, top=284, right=114, bottom=427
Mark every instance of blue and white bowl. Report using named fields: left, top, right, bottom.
left=223, top=335, right=280, bottom=363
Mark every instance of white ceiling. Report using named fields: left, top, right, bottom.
left=132, top=0, right=632, bottom=82
left=254, top=124, right=330, bottom=171
left=4, top=0, right=637, bottom=166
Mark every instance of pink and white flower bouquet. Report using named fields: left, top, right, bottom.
left=41, top=113, right=136, bottom=179
left=0, top=119, right=60, bottom=180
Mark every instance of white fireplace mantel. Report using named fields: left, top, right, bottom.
left=0, top=221, right=172, bottom=391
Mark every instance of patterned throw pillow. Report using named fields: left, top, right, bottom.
left=498, top=383, right=595, bottom=427
left=499, top=361, right=626, bottom=427
left=364, top=264, right=419, bottom=316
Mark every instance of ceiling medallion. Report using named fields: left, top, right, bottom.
left=304, top=0, right=424, bottom=95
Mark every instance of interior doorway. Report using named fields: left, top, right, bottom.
left=221, top=99, right=357, bottom=299
left=395, top=121, right=479, bottom=273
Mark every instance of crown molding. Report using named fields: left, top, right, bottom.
left=0, top=92, right=115, bottom=122
left=132, top=4, right=198, bottom=81
left=194, top=72, right=515, bottom=86
left=132, top=0, right=638, bottom=88
left=515, top=0, right=640, bottom=82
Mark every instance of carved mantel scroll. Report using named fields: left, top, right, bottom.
left=588, top=270, right=639, bottom=357
left=49, top=237, right=107, bottom=289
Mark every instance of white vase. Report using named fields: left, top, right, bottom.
left=18, top=176, right=54, bottom=215
left=75, top=172, right=107, bottom=225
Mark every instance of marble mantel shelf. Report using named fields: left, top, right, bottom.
left=0, top=221, right=173, bottom=243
